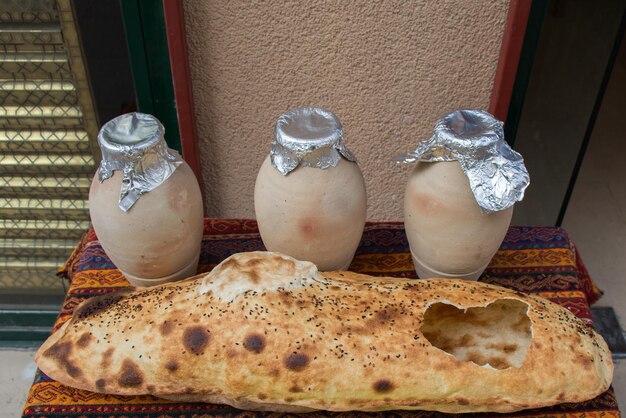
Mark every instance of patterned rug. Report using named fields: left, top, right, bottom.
left=22, top=220, right=619, bottom=417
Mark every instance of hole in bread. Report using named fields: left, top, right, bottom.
left=420, top=299, right=531, bottom=369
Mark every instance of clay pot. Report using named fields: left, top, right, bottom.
left=404, top=160, right=512, bottom=280
left=255, top=156, right=367, bottom=271
left=254, top=108, right=367, bottom=271
left=88, top=113, right=204, bottom=286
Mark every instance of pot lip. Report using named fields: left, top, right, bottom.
left=98, top=112, right=164, bottom=154
left=96, top=112, right=183, bottom=212
left=274, top=107, right=343, bottom=151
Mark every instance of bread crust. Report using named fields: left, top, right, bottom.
left=36, top=251, right=613, bottom=413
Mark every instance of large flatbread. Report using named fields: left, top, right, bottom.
left=36, top=251, right=613, bottom=413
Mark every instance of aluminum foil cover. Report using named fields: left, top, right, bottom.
left=98, top=112, right=183, bottom=212
left=270, top=107, right=356, bottom=175
left=395, top=109, right=529, bottom=213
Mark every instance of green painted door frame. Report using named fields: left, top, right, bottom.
left=120, top=0, right=182, bottom=153
left=504, top=0, right=548, bottom=147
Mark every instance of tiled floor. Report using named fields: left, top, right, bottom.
left=1, top=349, right=38, bottom=417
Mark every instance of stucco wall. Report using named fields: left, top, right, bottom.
left=184, top=0, right=509, bottom=220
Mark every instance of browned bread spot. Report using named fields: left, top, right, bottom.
left=284, top=353, right=309, bottom=371
left=372, top=309, right=397, bottom=325
left=242, top=270, right=261, bottom=284
left=279, top=291, right=293, bottom=307
left=218, top=255, right=282, bottom=284
left=75, top=290, right=131, bottom=320
left=118, top=359, right=143, bottom=387
left=165, top=359, right=179, bottom=372
left=76, top=333, right=92, bottom=348
left=576, top=354, right=594, bottom=368
left=95, top=379, right=106, bottom=390
left=45, top=342, right=81, bottom=378
left=243, top=334, right=266, bottom=354
left=182, top=326, right=210, bottom=355
left=373, top=379, right=394, bottom=393
left=101, top=347, right=114, bottom=369
left=160, top=320, right=174, bottom=336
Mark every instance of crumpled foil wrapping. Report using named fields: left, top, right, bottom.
left=270, top=107, right=356, bottom=175
left=395, top=109, right=529, bottom=213
left=98, top=112, right=183, bottom=212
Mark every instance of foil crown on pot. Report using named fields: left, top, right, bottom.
left=270, top=107, right=356, bottom=175
left=98, top=112, right=183, bottom=212
left=395, top=109, right=530, bottom=213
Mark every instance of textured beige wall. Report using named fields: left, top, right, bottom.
left=184, top=0, right=509, bottom=220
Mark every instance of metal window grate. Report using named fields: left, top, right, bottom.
left=0, top=0, right=97, bottom=295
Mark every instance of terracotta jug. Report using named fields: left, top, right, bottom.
left=398, top=110, right=529, bottom=280
left=89, top=113, right=204, bottom=286
left=404, top=160, right=514, bottom=279
left=254, top=108, right=367, bottom=271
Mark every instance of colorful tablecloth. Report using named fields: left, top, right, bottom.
left=22, top=220, right=619, bottom=417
